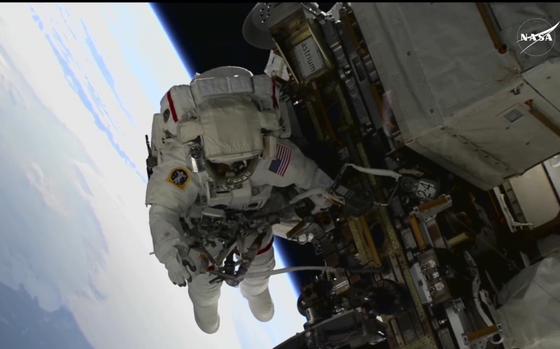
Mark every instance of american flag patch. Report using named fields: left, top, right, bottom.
left=268, top=143, right=292, bottom=176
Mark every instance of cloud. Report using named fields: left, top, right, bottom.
left=25, top=162, right=70, bottom=217
left=30, top=7, right=141, bottom=177
left=0, top=282, right=93, bottom=349
left=0, top=26, right=108, bottom=313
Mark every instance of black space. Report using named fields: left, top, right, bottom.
left=153, top=3, right=270, bottom=74
left=153, top=3, right=335, bottom=75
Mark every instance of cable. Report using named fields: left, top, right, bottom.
left=289, top=188, right=343, bottom=206
left=332, top=163, right=401, bottom=189
left=244, top=266, right=341, bottom=279
left=480, top=289, right=506, bottom=345
left=217, top=265, right=380, bottom=282
left=465, top=251, right=494, bottom=327
left=473, top=274, right=494, bottom=327
left=342, top=163, right=402, bottom=181
left=331, top=163, right=403, bottom=208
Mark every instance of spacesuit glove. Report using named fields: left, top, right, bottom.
left=162, top=247, right=192, bottom=287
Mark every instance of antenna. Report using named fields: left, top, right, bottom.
left=145, top=134, right=152, bottom=156
left=145, top=134, right=157, bottom=179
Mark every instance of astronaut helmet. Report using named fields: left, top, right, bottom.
left=158, top=66, right=282, bottom=187
left=193, top=66, right=264, bottom=186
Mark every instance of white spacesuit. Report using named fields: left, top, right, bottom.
left=145, top=66, right=334, bottom=334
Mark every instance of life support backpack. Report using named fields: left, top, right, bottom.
left=146, top=66, right=291, bottom=178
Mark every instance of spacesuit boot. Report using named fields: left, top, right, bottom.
left=193, top=303, right=220, bottom=334
left=240, top=238, right=276, bottom=322
left=244, top=288, right=274, bottom=322
left=188, top=273, right=222, bottom=334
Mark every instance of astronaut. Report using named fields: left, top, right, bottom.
left=145, top=66, right=336, bottom=334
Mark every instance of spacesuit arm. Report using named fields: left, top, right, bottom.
left=278, top=140, right=334, bottom=212
left=148, top=204, right=186, bottom=264
left=281, top=139, right=334, bottom=191
left=146, top=166, right=199, bottom=254
left=275, top=140, right=370, bottom=216
left=145, top=149, right=202, bottom=283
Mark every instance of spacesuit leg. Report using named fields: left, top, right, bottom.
left=188, top=273, right=223, bottom=334
left=240, top=233, right=276, bottom=322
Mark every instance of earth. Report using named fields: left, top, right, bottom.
left=0, top=4, right=303, bottom=349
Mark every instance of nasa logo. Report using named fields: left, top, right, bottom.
left=517, top=18, right=559, bottom=57
left=167, top=168, right=190, bottom=190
